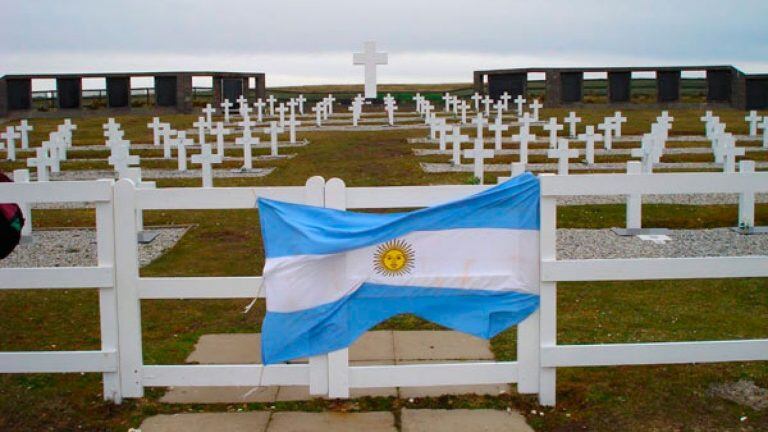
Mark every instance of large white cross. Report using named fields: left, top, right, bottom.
left=488, top=116, right=509, bottom=151
left=147, top=117, right=164, bottom=146
left=240, top=103, right=253, bottom=120
left=264, top=121, right=284, bottom=157
left=529, top=99, right=542, bottom=121
left=482, top=96, right=493, bottom=118
left=578, top=125, right=602, bottom=165
left=471, top=93, right=483, bottom=112
left=745, top=110, right=760, bottom=136
left=459, top=100, right=469, bottom=124
left=450, top=125, right=469, bottom=166
left=27, top=147, right=55, bottom=181
left=325, top=94, right=336, bottom=116
left=412, top=93, right=422, bottom=113
left=236, top=95, right=248, bottom=116
left=500, top=92, right=512, bottom=111
left=657, top=110, right=674, bottom=125
left=17, top=120, right=33, bottom=150
left=514, top=95, right=526, bottom=117
left=611, top=111, right=627, bottom=137
left=203, top=104, right=216, bottom=127
left=384, top=96, right=398, bottom=126
left=597, top=119, right=614, bottom=150
left=253, top=99, right=266, bottom=123
left=235, top=126, right=259, bottom=170
left=275, top=103, right=288, bottom=128
left=353, top=41, right=388, bottom=99
left=296, top=94, right=307, bottom=115
left=210, top=122, right=230, bottom=158
left=175, top=131, right=193, bottom=171
left=543, top=117, right=564, bottom=149
left=191, top=143, right=221, bottom=188
left=108, top=142, right=140, bottom=176
left=287, top=113, right=301, bottom=144
left=547, top=138, right=579, bottom=175
left=512, top=114, right=536, bottom=166
left=1, top=126, right=20, bottom=161
left=266, top=95, right=277, bottom=116
left=463, top=137, right=494, bottom=184
left=312, top=102, right=324, bottom=126
left=442, top=92, right=452, bottom=112
left=758, top=116, right=768, bottom=149
left=564, top=112, right=581, bottom=137
left=434, top=118, right=449, bottom=151
left=722, top=138, right=745, bottom=173
left=287, top=98, right=298, bottom=119
left=472, top=114, right=488, bottom=143
left=221, top=99, right=233, bottom=124
left=493, top=100, right=505, bottom=119
left=161, top=127, right=175, bottom=159
left=193, top=117, right=208, bottom=145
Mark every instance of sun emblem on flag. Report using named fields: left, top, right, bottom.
left=373, top=239, right=415, bottom=276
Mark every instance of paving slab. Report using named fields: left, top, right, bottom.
left=401, top=409, right=533, bottom=432
left=160, top=385, right=278, bottom=404
left=140, top=412, right=270, bottom=432
left=267, top=411, right=396, bottom=432
left=396, top=360, right=510, bottom=398
left=394, top=331, right=494, bottom=361
left=187, top=333, right=262, bottom=364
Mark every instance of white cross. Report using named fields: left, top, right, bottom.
left=758, top=117, right=768, bottom=149
left=57, top=122, right=75, bottom=148
left=287, top=113, right=301, bottom=144
left=564, top=112, right=581, bottom=137
left=253, top=99, right=266, bottom=123
left=442, top=93, right=452, bottom=112
left=240, top=103, right=253, bottom=120
left=597, top=119, right=614, bottom=150
left=512, top=114, right=536, bottom=166
left=210, top=122, right=230, bottom=159
left=384, top=97, right=398, bottom=126
left=325, top=94, right=336, bottom=115
left=471, top=93, right=483, bottom=112
left=412, top=93, right=422, bottom=113
left=264, top=121, right=284, bottom=157
left=422, top=103, right=433, bottom=125
left=221, top=99, right=233, bottom=124
left=493, top=100, right=505, bottom=119
left=191, top=143, right=221, bottom=188
left=529, top=99, right=542, bottom=122
left=657, top=111, right=674, bottom=125
left=27, top=147, right=55, bottom=181
left=542, top=117, right=564, bottom=149
left=463, top=137, right=494, bottom=184
left=489, top=116, right=509, bottom=151
left=296, top=94, right=307, bottom=115
left=287, top=98, right=298, bottom=119
left=450, top=125, right=469, bottom=166
left=161, top=127, right=175, bottom=159
left=1, top=126, right=20, bottom=161
left=459, top=100, right=469, bottom=124
left=236, top=95, right=248, bottom=116
left=578, top=125, right=602, bottom=165
left=266, top=95, right=277, bottom=116
left=547, top=138, right=579, bottom=175
left=611, top=111, right=628, bottom=137
left=235, top=126, right=259, bottom=170
left=434, top=118, right=449, bottom=151
left=514, top=95, right=526, bottom=116
left=203, top=104, right=216, bottom=127
left=193, top=117, right=208, bottom=145
left=275, top=103, right=288, bottom=128
left=108, top=142, right=140, bottom=176
left=353, top=41, right=388, bottom=99
left=472, top=114, right=488, bottom=142
left=312, top=102, right=324, bottom=126
left=745, top=110, right=760, bottom=136
left=722, top=138, right=745, bottom=173
left=482, top=96, right=493, bottom=118
left=175, top=131, right=193, bottom=171
left=147, top=117, right=164, bottom=146
left=500, top=92, right=512, bottom=111
left=701, top=111, right=717, bottom=138
left=17, top=120, right=33, bottom=150
left=49, top=133, right=68, bottom=163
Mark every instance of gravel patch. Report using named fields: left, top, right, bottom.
left=558, top=228, right=768, bottom=260
left=32, top=167, right=274, bottom=182
left=0, top=227, right=189, bottom=268
left=413, top=146, right=765, bottom=157
left=45, top=141, right=309, bottom=151
left=420, top=161, right=768, bottom=173
left=707, top=380, right=768, bottom=411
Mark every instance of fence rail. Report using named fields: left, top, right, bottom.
left=0, top=172, right=766, bottom=405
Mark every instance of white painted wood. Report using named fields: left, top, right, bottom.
left=141, top=364, right=309, bottom=387
left=343, top=185, right=490, bottom=209
left=542, top=256, right=768, bottom=282
left=739, top=160, right=756, bottom=227
left=538, top=190, right=558, bottom=406
left=0, top=179, right=112, bottom=203
left=349, top=362, right=518, bottom=388
left=138, top=277, right=263, bottom=299
left=0, top=351, right=117, bottom=373
left=136, top=186, right=306, bottom=210
left=626, top=161, right=642, bottom=229
left=11, top=169, right=32, bottom=238
left=541, top=340, right=768, bottom=367
left=0, top=267, right=113, bottom=289
left=96, top=188, right=121, bottom=402
left=516, top=311, right=540, bottom=394
left=113, top=179, right=144, bottom=398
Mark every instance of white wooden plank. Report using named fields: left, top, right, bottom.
left=138, top=277, right=263, bottom=299
left=141, top=364, right=310, bottom=387
left=344, top=184, right=490, bottom=209
left=0, top=351, right=117, bottom=373
left=540, top=172, right=768, bottom=196
left=0, top=180, right=113, bottom=203
left=136, top=186, right=307, bottom=210
left=348, top=362, right=518, bottom=388
left=541, top=340, right=768, bottom=367
left=0, top=267, right=114, bottom=289
left=542, top=256, right=768, bottom=282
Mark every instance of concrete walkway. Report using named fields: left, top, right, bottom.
left=139, top=409, right=533, bottom=432
left=161, top=331, right=508, bottom=403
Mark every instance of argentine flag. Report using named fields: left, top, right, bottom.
left=258, top=173, right=540, bottom=364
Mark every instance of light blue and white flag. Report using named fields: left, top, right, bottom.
left=258, top=173, right=540, bottom=364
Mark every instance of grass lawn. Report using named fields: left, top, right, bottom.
left=0, top=108, right=766, bottom=431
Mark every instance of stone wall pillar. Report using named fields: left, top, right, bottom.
left=176, top=73, right=193, bottom=113
left=544, top=70, right=562, bottom=107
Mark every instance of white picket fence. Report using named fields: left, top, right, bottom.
left=1, top=171, right=767, bottom=405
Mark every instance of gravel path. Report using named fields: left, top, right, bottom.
left=36, top=167, right=274, bottom=181
left=421, top=161, right=768, bottom=173
left=409, top=135, right=764, bottom=144
left=414, top=147, right=767, bottom=157
left=0, top=227, right=189, bottom=268
left=558, top=228, right=768, bottom=259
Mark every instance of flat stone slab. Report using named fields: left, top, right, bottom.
left=401, top=409, right=533, bottom=432
left=160, top=385, right=278, bottom=404
left=394, top=330, right=494, bottom=361
left=140, top=412, right=271, bottom=432
left=268, top=412, right=396, bottom=432
left=187, top=333, right=263, bottom=364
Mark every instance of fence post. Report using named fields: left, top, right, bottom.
left=738, top=160, right=755, bottom=228
left=321, top=178, right=350, bottom=399
left=113, top=178, right=145, bottom=397
left=626, top=161, right=642, bottom=230
left=95, top=179, right=121, bottom=402
left=538, top=174, right=558, bottom=406
left=13, top=169, right=33, bottom=243
left=301, top=176, right=331, bottom=397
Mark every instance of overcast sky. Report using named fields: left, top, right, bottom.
left=2, top=0, right=767, bottom=88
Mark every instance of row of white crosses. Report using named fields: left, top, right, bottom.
left=383, top=93, right=398, bottom=126
left=743, top=110, right=768, bottom=148
left=24, top=120, right=76, bottom=181
left=702, top=112, right=746, bottom=173
left=629, top=111, right=673, bottom=173
left=1, top=119, right=36, bottom=162
left=310, top=94, right=336, bottom=127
